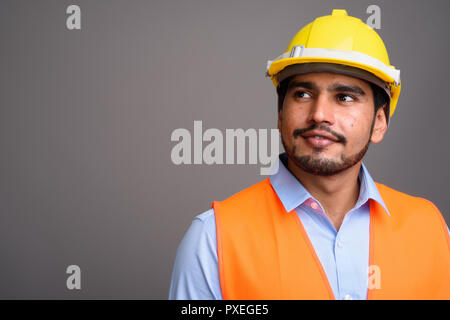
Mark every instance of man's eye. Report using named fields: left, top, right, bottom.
left=294, top=91, right=311, bottom=99
left=337, top=94, right=355, bottom=102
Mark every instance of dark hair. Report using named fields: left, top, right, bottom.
left=276, top=76, right=389, bottom=118
left=369, top=82, right=390, bottom=120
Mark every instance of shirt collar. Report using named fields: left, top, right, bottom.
left=269, top=153, right=390, bottom=216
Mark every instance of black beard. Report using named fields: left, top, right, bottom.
left=281, top=134, right=371, bottom=177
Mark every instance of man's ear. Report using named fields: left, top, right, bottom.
left=370, top=104, right=388, bottom=144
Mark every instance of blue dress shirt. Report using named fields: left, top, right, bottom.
left=169, top=153, right=448, bottom=300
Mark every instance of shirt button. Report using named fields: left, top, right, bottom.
left=310, top=202, right=319, bottom=210
left=337, top=240, right=344, bottom=248
left=344, top=294, right=353, bottom=300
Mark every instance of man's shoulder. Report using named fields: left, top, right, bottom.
left=211, top=178, right=277, bottom=223
left=375, top=182, right=437, bottom=206
left=218, top=178, right=273, bottom=205
left=375, top=182, right=443, bottom=220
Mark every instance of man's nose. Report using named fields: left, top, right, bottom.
left=307, top=94, right=335, bottom=125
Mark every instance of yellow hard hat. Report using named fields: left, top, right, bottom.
left=266, top=9, right=401, bottom=119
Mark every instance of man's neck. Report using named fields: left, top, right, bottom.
left=286, top=156, right=362, bottom=231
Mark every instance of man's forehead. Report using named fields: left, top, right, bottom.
left=289, top=72, right=370, bottom=88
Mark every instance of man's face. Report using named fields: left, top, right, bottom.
left=278, top=72, right=388, bottom=176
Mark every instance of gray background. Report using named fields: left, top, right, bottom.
left=1, top=0, right=449, bottom=299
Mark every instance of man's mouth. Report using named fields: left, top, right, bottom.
left=302, top=135, right=336, bottom=148
left=300, top=130, right=340, bottom=148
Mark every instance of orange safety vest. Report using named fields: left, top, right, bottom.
left=212, top=178, right=450, bottom=300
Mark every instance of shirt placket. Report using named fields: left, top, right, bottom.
left=304, top=198, right=360, bottom=300
left=334, top=211, right=359, bottom=300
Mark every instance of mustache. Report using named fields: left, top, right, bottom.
left=293, top=124, right=347, bottom=145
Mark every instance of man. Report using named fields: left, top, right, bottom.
left=169, top=9, right=450, bottom=300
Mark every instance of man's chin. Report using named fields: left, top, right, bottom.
left=291, top=154, right=352, bottom=176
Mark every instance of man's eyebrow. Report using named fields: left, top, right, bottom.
left=288, top=81, right=318, bottom=91
left=288, top=81, right=366, bottom=96
left=329, top=83, right=366, bottom=96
